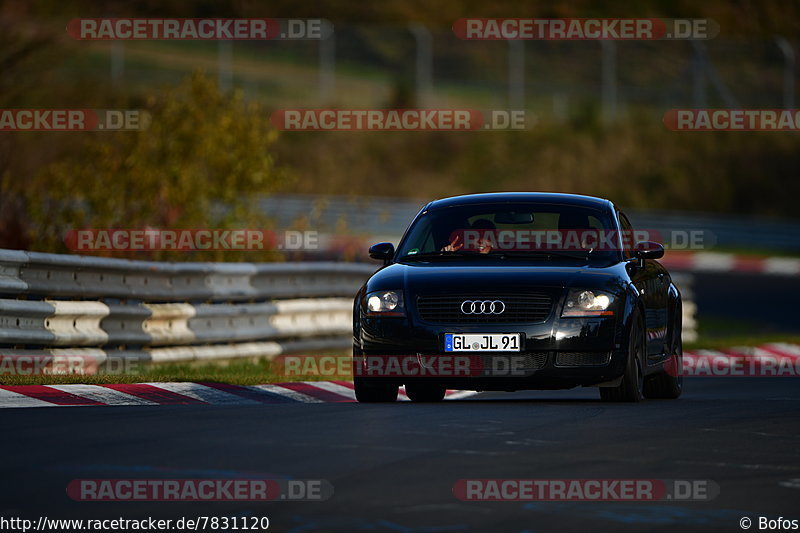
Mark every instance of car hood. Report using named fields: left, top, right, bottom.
left=366, top=261, right=627, bottom=295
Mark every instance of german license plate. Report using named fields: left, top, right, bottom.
left=444, top=333, right=521, bottom=352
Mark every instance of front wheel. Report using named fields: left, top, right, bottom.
left=600, top=313, right=645, bottom=403
left=354, top=377, right=398, bottom=403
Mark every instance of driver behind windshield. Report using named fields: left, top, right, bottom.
left=442, top=218, right=495, bottom=254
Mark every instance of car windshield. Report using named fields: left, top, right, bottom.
left=395, top=202, right=619, bottom=263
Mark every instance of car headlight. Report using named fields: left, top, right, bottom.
left=561, top=289, right=615, bottom=317
left=365, top=290, right=405, bottom=316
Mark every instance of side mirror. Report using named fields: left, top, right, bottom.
left=634, top=241, right=665, bottom=260
left=369, top=242, right=395, bottom=262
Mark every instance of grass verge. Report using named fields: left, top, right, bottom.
left=3, top=338, right=800, bottom=386
left=0, top=352, right=352, bottom=387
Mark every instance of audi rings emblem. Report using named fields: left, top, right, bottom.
left=460, top=300, right=506, bottom=314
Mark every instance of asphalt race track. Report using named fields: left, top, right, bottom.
left=1, top=379, right=798, bottom=533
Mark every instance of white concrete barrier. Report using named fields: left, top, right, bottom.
left=0, top=249, right=373, bottom=371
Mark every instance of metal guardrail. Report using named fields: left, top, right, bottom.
left=0, top=249, right=374, bottom=301
left=0, top=249, right=374, bottom=371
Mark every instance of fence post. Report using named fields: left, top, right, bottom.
left=111, top=41, right=124, bottom=87
left=776, top=37, right=796, bottom=109
left=508, top=40, right=525, bottom=110
left=692, top=41, right=738, bottom=108
left=408, top=23, right=433, bottom=107
left=601, top=40, right=617, bottom=124
left=218, top=40, right=233, bottom=91
left=319, top=31, right=336, bottom=102
left=692, top=42, right=707, bottom=107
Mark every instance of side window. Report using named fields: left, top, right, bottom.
left=618, top=212, right=634, bottom=259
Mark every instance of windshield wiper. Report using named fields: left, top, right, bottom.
left=398, top=251, right=479, bottom=261
left=400, top=250, right=593, bottom=261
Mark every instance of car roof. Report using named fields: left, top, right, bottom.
left=423, top=192, right=613, bottom=211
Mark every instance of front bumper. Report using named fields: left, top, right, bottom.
left=356, top=312, right=627, bottom=390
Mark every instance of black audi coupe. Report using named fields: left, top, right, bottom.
left=353, top=192, right=683, bottom=403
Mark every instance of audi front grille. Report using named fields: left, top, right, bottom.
left=416, top=293, right=553, bottom=324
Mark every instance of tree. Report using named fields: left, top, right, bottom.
left=22, top=72, right=288, bottom=261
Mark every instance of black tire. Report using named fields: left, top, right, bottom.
left=600, top=312, right=645, bottom=403
left=644, top=337, right=683, bottom=399
left=404, top=383, right=447, bottom=402
left=354, top=377, right=398, bottom=403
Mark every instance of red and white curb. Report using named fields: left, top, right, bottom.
left=3, top=342, right=797, bottom=408
left=682, top=343, right=800, bottom=376
left=0, top=381, right=478, bottom=409
left=661, top=252, right=800, bottom=276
